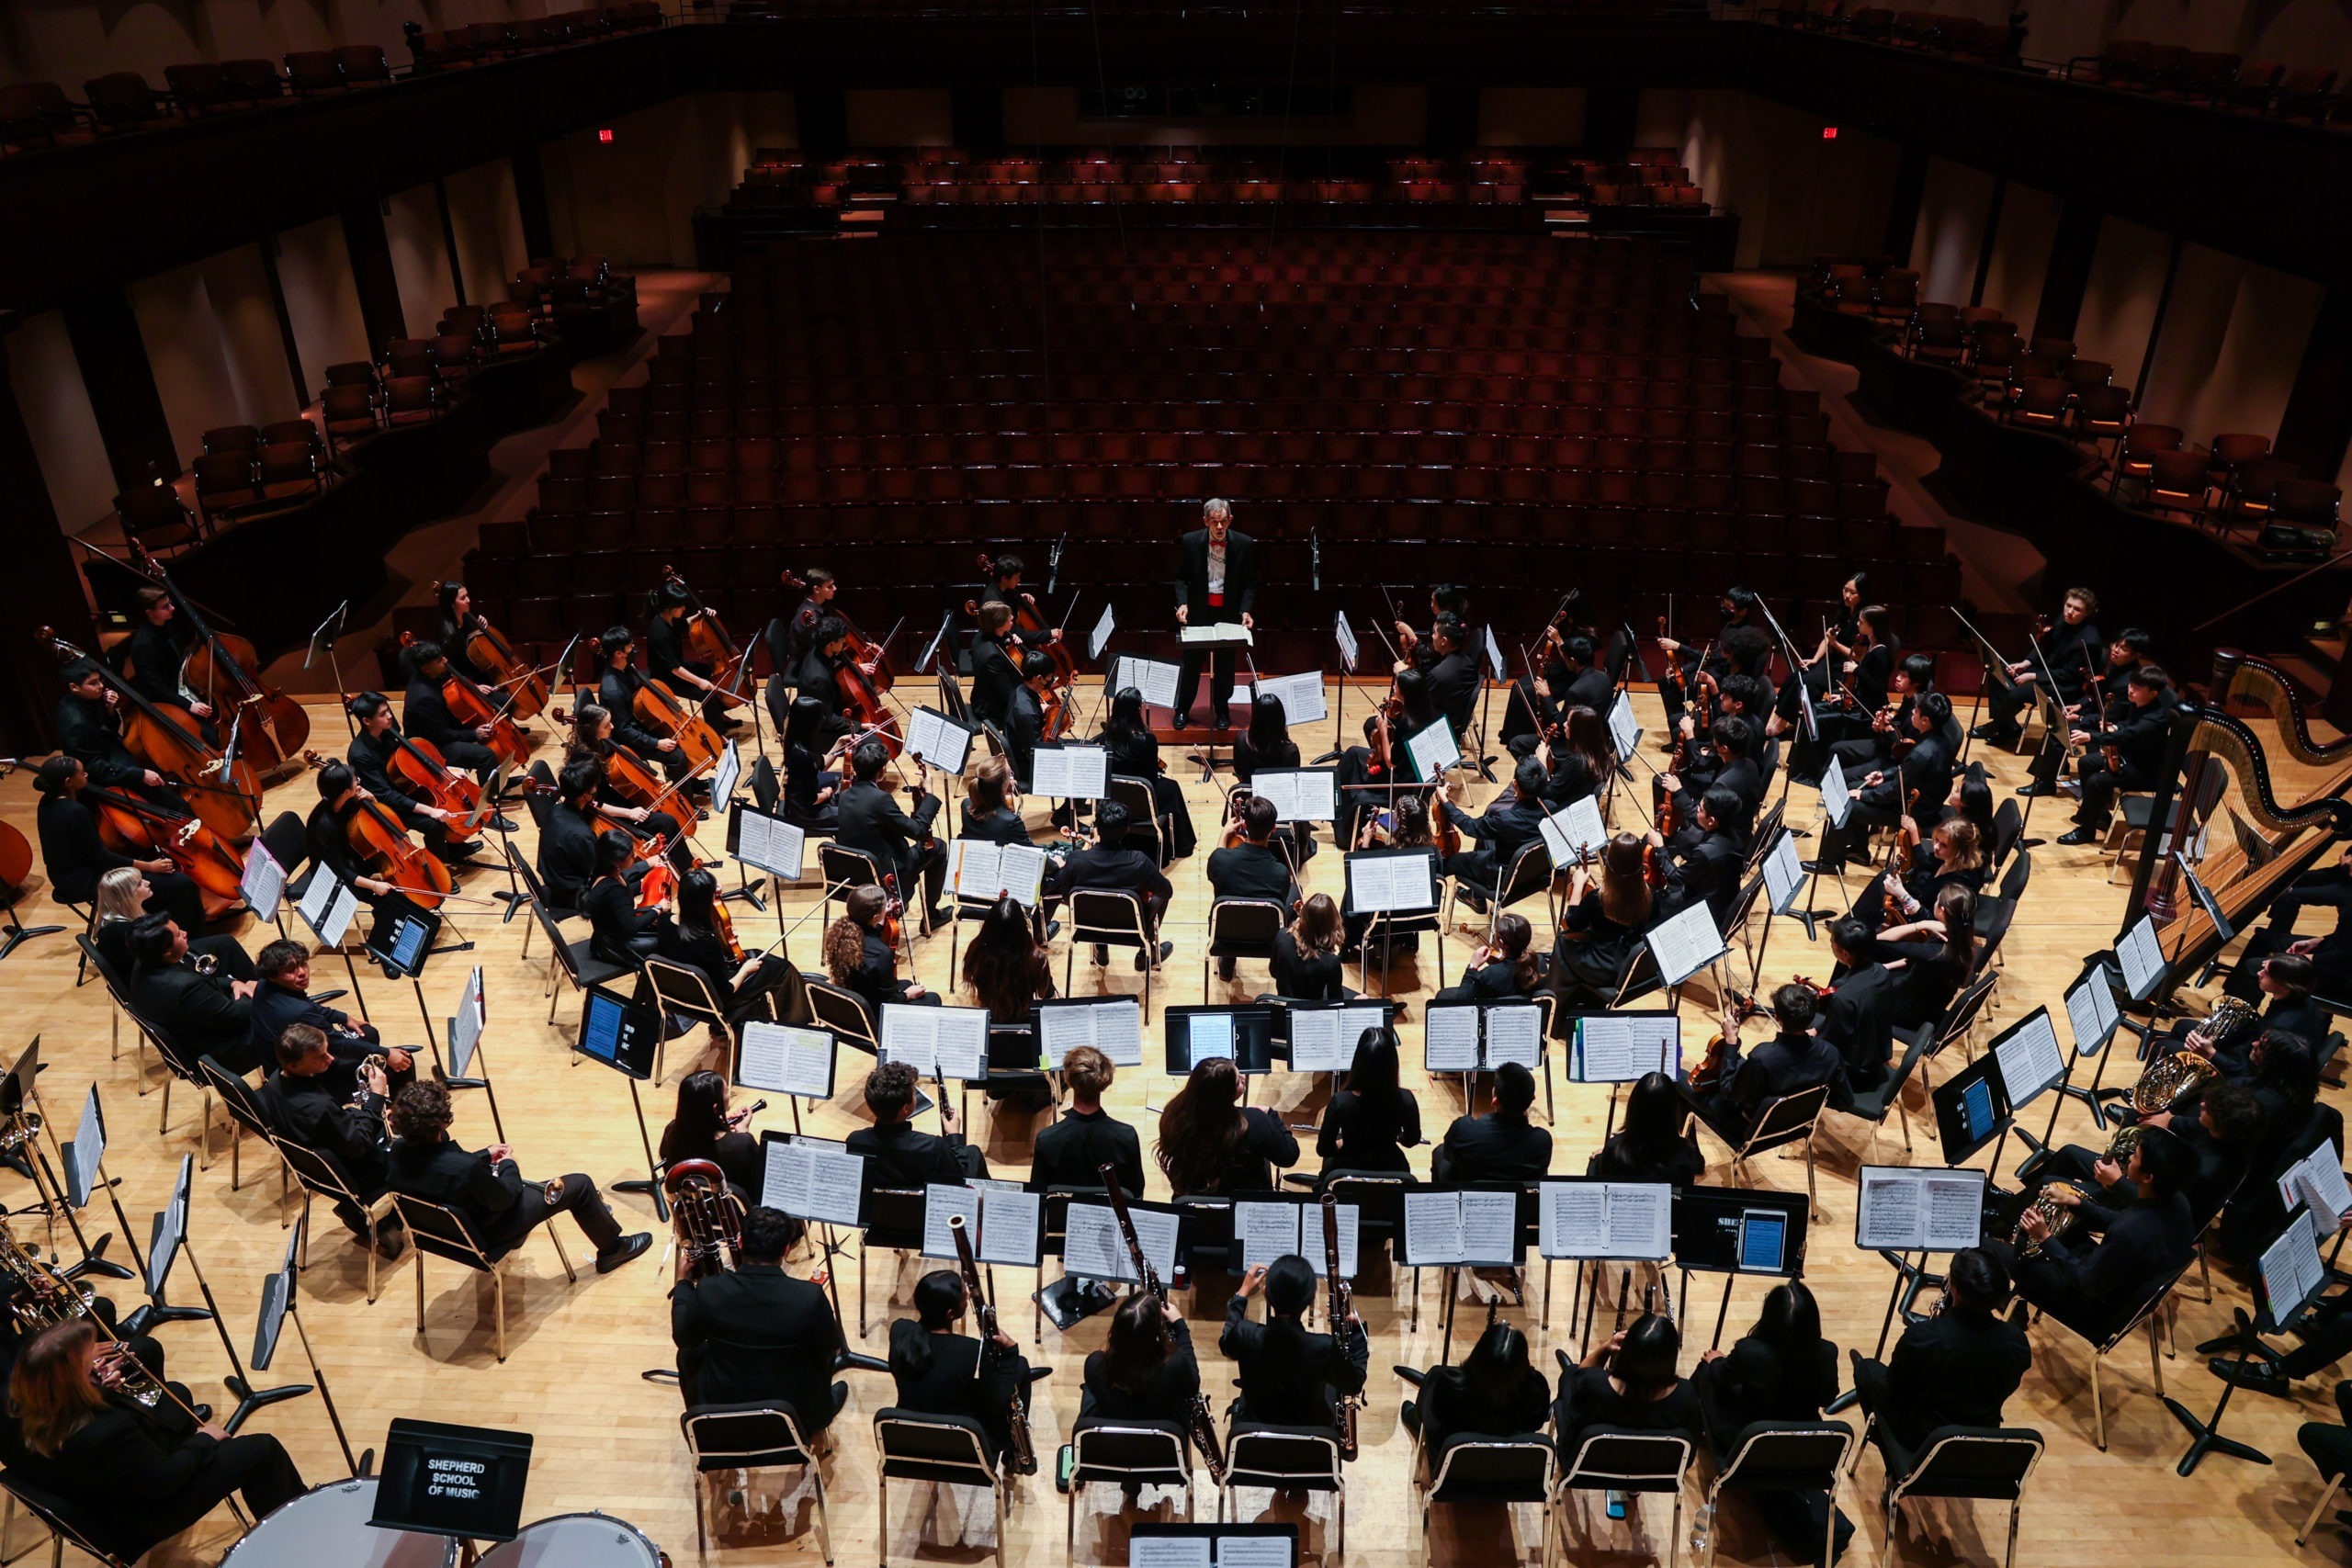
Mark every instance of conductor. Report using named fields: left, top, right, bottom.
left=1173, top=498, right=1257, bottom=732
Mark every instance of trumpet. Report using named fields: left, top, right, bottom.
left=0, top=1219, right=164, bottom=1409
left=0, top=1107, right=42, bottom=1160
left=189, top=952, right=219, bottom=977
left=2010, top=1181, right=2086, bottom=1259
left=662, top=1158, right=744, bottom=1283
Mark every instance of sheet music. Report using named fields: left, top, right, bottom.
left=1646, top=902, right=1725, bottom=988
left=735, top=808, right=807, bottom=881
left=1606, top=691, right=1640, bottom=760
left=1063, top=1201, right=1178, bottom=1282
left=1992, top=1010, right=2065, bottom=1109
left=762, top=1141, right=865, bottom=1226
left=239, top=843, right=285, bottom=919
left=922, top=1181, right=980, bottom=1261
left=737, top=1021, right=835, bottom=1098
left=1334, top=611, right=1360, bottom=673
left=1179, top=623, right=1253, bottom=647
left=1130, top=1539, right=1213, bottom=1568
left=1032, top=743, right=1110, bottom=801
left=1402, top=1190, right=1465, bottom=1264
left=2283, top=1145, right=2352, bottom=1226
left=1258, top=671, right=1329, bottom=728
left=1300, top=1200, right=1361, bottom=1279
left=1540, top=1182, right=1607, bottom=1257
left=713, top=738, right=741, bottom=806
left=1575, top=1014, right=1679, bottom=1083
left=977, top=1185, right=1044, bottom=1268
left=1423, top=1005, right=1481, bottom=1071
left=880, top=1004, right=989, bottom=1081
left=1346, top=851, right=1437, bottom=914
left=2118, top=915, right=2165, bottom=1000
left=1217, top=1539, right=1294, bottom=1568
left=2262, top=1213, right=2326, bottom=1326
left=1819, top=756, right=1852, bottom=828
left=1038, top=998, right=1144, bottom=1068
left=1184, top=1010, right=1236, bottom=1069
left=1113, top=657, right=1182, bottom=713
left=1797, top=675, right=1818, bottom=743
left=1539, top=795, right=1609, bottom=870
left=1287, top=1008, right=1351, bottom=1073
left=1090, top=603, right=1116, bottom=662
left=951, top=840, right=1048, bottom=906
left=67, top=1086, right=102, bottom=1209
left=905, top=707, right=975, bottom=774
left=448, top=965, right=485, bottom=1080
left=1763, top=830, right=1804, bottom=915
left=1404, top=719, right=1459, bottom=783
left=1483, top=1004, right=1543, bottom=1069
left=1923, top=1173, right=1984, bottom=1251
left=1250, top=769, right=1336, bottom=824
left=1460, top=1189, right=1521, bottom=1265
left=1856, top=1168, right=1920, bottom=1250
left=1484, top=625, right=1508, bottom=683
left=1236, top=1200, right=1303, bottom=1271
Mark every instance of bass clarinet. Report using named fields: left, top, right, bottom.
left=1100, top=1162, right=1227, bottom=1483
left=1322, top=1187, right=1361, bottom=1461
left=947, top=1213, right=1037, bottom=1474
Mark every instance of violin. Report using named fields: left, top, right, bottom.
left=439, top=582, right=548, bottom=722
left=661, top=566, right=746, bottom=697
left=636, top=835, right=677, bottom=910
left=373, top=721, right=486, bottom=843
left=401, top=632, right=531, bottom=773
left=879, top=872, right=906, bottom=947
left=1690, top=991, right=1768, bottom=1093
left=1654, top=616, right=1686, bottom=695
left=1642, top=837, right=1668, bottom=892
left=83, top=782, right=249, bottom=919
left=41, top=628, right=263, bottom=844
left=345, top=791, right=454, bottom=910
left=126, top=540, right=311, bottom=773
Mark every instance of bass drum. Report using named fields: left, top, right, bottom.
left=478, top=1512, right=668, bottom=1568
left=220, top=1478, right=458, bottom=1567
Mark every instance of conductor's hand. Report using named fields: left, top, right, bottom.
left=1241, top=612, right=1254, bottom=631
left=1176, top=605, right=1190, bottom=627
left=1239, top=1262, right=1270, bottom=1298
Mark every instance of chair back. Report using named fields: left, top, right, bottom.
left=1069, top=887, right=1150, bottom=949
left=1559, top=1427, right=1694, bottom=1495
left=1207, top=897, right=1286, bottom=956
left=874, top=1409, right=1001, bottom=1485
left=1424, top=1434, right=1555, bottom=1502
left=260, top=809, right=311, bottom=882
left=534, top=900, right=587, bottom=986
left=76, top=933, right=130, bottom=997
left=1069, top=1418, right=1192, bottom=1486
left=1741, top=1081, right=1831, bottom=1156
left=0, top=1471, right=132, bottom=1567
left=503, top=840, right=566, bottom=917
left=819, top=842, right=883, bottom=898
left=197, top=1056, right=272, bottom=1136
left=805, top=980, right=879, bottom=1054
left=390, top=1192, right=505, bottom=1269
left=682, top=1400, right=816, bottom=1472
left=1495, top=841, right=1551, bottom=909
left=274, top=1134, right=369, bottom=1208
left=1933, top=972, right=1999, bottom=1055
left=1225, top=1424, right=1345, bottom=1492
left=1891, top=1425, right=2043, bottom=1503
left=646, top=956, right=729, bottom=1032
left=1712, top=1421, right=1854, bottom=1494
left=2094, top=1255, right=2196, bottom=1355
left=524, top=760, right=560, bottom=832
left=1853, top=1023, right=1936, bottom=1122
left=1107, top=775, right=1168, bottom=864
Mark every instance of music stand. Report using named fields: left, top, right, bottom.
left=2170, top=1207, right=2340, bottom=1475
left=577, top=985, right=669, bottom=1221
left=253, top=1219, right=359, bottom=1474
left=48, top=1074, right=135, bottom=1280
left=370, top=1418, right=534, bottom=1548
left=149, top=1153, right=311, bottom=1427
left=304, top=600, right=356, bottom=739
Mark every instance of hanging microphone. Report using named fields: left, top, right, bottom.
left=1310, top=529, right=1322, bottom=592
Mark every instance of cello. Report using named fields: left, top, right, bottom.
left=122, top=540, right=311, bottom=774
left=660, top=567, right=747, bottom=697
left=83, top=783, right=249, bottom=920
left=782, top=569, right=896, bottom=694
left=345, top=792, right=454, bottom=910
left=974, top=553, right=1078, bottom=687
left=630, top=676, right=724, bottom=774
left=400, top=633, right=531, bottom=773
left=440, top=582, right=550, bottom=722
left=41, top=629, right=263, bottom=844
left=550, top=705, right=674, bottom=814
left=372, top=720, right=489, bottom=847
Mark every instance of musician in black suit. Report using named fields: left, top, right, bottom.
left=647, top=576, right=737, bottom=730
left=30, top=755, right=207, bottom=938
left=346, top=692, right=477, bottom=864
left=672, top=1205, right=848, bottom=1427
left=125, top=912, right=263, bottom=1075
left=385, top=1080, right=650, bottom=1270
left=303, top=761, right=400, bottom=906
left=1808, top=694, right=1957, bottom=870
left=2021, top=628, right=2150, bottom=795
left=1652, top=784, right=1747, bottom=928
left=1046, top=800, right=1175, bottom=971
left=1207, top=795, right=1300, bottom=981
left=2200, top=953, right=2331, bottom=1071
left=1974, top=587, right=2102, bottom=748
left=53, top=659, right=187, bottom=811
left=836, top=740, right=948, bottom=930
left=1412, top=614, right=1482, bottom=739
left=1171, top=498, right=1256, bottom=731
left=595, top=627, right=697, bottom=784
left=888, top=1268, right=1035, bottom=1463
left=1988, top=1124, right=2197, bottom=1338
left=1503, top=632, right=1611, bottom=747
left=1432, top=1061, right=1554, bottom=1182
left=1219, top=1255, right=1368, bottom=1427
left=1031, top=1046, right=1148, bottom=1195
left=1850, top=1247, right=2031, bottom=1461
left=968, top=604, right=1025, bottom=732
left=255, top=1023, right=397, bottom=1246
left=1815, top=919, right=1900, bottom=1090
left=535, top=758, right=606, bottom=909
left=846, top=1060, right=989, bottom=1181
left=119, top=588, right=216, bottom=738
left=2058, top=666, right=2179, bottom=845
left=398, top=641, right=499, bottom=789
left=1689, top=984, right=1848, bottom=1141
left=1003, top=652, right=1055, bottom=797
left=1440, top=756, right=1551, bottom=912
left=1665, top=713, right=1764, bottom=837
left=250, top=939, right=413, bottom=1099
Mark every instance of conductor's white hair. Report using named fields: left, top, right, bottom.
left=1204, top=498, right=1231, bottom=520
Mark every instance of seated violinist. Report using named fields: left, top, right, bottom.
left=535, top=758, right=606, bottom=910
left=1439, top=756, right=1552, bottom=914
left=1687, top=984, right=1847, bottom=1141
left=304, top=762, right=401, bottom=905
left=346, top=692, right=496, bottom=867
left=838, top=740, right=949, bottom=931
left=1550, top=833, right=1656, bottom=1011
left=662, top=867, right=799, bottom=1027
left=596, top=626, right=698, bottom=786
left=1651, top=784, right=1747, bottom=928
left=399, top=641, right=501, bottom=789
left=783, top=696, right=853, bottom=833
left=565, top=703, right=686, bottom=854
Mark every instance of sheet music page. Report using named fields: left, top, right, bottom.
left=1347, top=851, right=1436, bottom=915
left=2298, top=1150, right=2352, bottom=1224
left=2262, top=1214, right=2325, bottom=1325
left=1129, top=1538, right=1213, bottom=1568
left=1483, top=1005, right=1543, bottom=1070
left=1540, top=1182, right=1608, bottom=1258
left=1061, top=1202, right=1134, bottom=1281
left=67, top=1087, right=102, bottom=1209
left=1126, top=658, right=1182, bottom=712
left=905, top=707, right=975, bottom=774
left=1577, top=1014, right=1679, bottom=1084
left=978, top=1185, right=1045, bottom=1268
left=1763, top=830, right=1804, bottom=914
left=1607, top=691, right=1640, bottom=759
left=1186, top=1010, right=1236, bottom=1069
left=297, top=865, right=338, bottom=931
left=998, top=843, right=1049, bottom=907
left=1288, top=1009, right=1349, bottom=1073
left=1819, top=757, right=1852, bottom=828
left=1605, top=1183, right=1673, bottom=1260
left=738, top=1021, right=834, bottom=1098
left=1402, top=1191, right=1465, bottom=1266
left=1646, top=902, right=1725, bottom=987
left=1460, top=1189, right=1521, bottom=1265
left=922, top=1182, right=980, bottom=1260
left=932, top=1006, right=989, bottom=1080
left=2064, top=976, right=2108, bottom=1055
left=1300, top=1201, right=1361, bottom=1280
left=2119, top=915, right=2165, bottom=1000
left=1923, top=1172, right=1986, bottom=1252
left=1130, top=1205, right=1182, bottom=1280
left=1090, top=603, right=1117, bottom=662
left=1038, top=1002, right=1093, bottom=1067
left=1423, top=1005, right=1481, bottom=1071
left=1180, top=623, right=1253, bottom=646
left=950, top=840, right=1001, bottom=900
left=761, top=1140, right=809, bottom=1215
left=1217, top=1538, right=1295, bottom=1568
left=1405, top=719, right=1459, bottom=783
left=736, top=810, right=807, bottom=881
left=713, top=738, right=741, bottom=805
left=1484, top=625, right=1508, bottom=682
left=448, top=965, right=485, bottom=1080
left=1254, top=769, right=1337, bottom=824
left=801, top=1146, right=865, bottom=1226
left=1030, top=746, right=1076, bottom=799
left=1268, top=671, right=1329, bottom=727
left=1993, top=1010, right=2065, bottom=1109
left=1062, top=744, right=1109, bottom=800
left=879, top=1005, right=940, bottom=1075
left=1540, top=795, right=1610, bottom=870
left=239, top=844, right=284, bottom=919
left=1797, top=676, right=1818, bottom=743
left=320, top=882, right=358, bottom=947
left=1236, top=1200, right=1303, bottom=1271
left=1857, top=1169, right=1923, bottom=1250
left=1334, top=611, right=1360, bottom=673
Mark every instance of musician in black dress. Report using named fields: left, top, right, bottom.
left=783, top=695, right=850, bottom=832
left=32, top=755, right=207, bottom=937
left=597, top=626, right=696, bottom=784
left=1099, top=687, right=1196, bottom=859
left=647, top=576, right=737, bottom=729
left=1219, top=1255, right=1368, bottom=1427
left=1171, top=498, right=1256, bottom=731
left=303, top=762, right=401, bottom=905
left=969, top=603, right=1025, bottom=732
left=1082, top=1292, right=1203, bottom=1427
left=888, top=1269, right=1035, bottom=1463
left=662, top=868, right=798, bottom=1027
left=657, top=1069, right=763, bottom=1196
left=562, top=704, right=685, bottom=858
left=1233, top=690, right=1315, bottom=863
left=435, top=580, right=499, bottom=686
left=1551, top=833, right=1655, bottom=1012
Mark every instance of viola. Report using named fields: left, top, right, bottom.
left=400, top=632, right=531, bottom=773
left=41, top=628, right=262, bottom=845
left=447, top=592, right=549, bottom=721
left=632, top=676, right=724, bottom=773
left=125, top=540, right=311, bottom=773
left=636, top=835, right=677, bottom=910
left=377, top=727, right=486, bottom=842
left=84, top=783, right=248, bottom=919
left=1690, top=992, right=1768, bottom=1093
left=661, top=566, right=747, bottom=696
left=345, top=793, right=453, bottom=909
left=1040, top=684, right=1072, bottom=743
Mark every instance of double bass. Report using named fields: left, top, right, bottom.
left=400, top=633, right=531, bottom=773
left=121, top=541, right=311, bottom=774
left=40, top=629, right=262, bottom=844
left=439, top=582, right=549, bottom=723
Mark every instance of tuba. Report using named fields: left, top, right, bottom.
left=661, top=1159, right=743, bottom=1283
left=2011, top=1181, right=2086, bottom=1258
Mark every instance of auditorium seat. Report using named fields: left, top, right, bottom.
left=82, top=73, right=171, bottom=132
left=0, top=84, right=85, bottom=151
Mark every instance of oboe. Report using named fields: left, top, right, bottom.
left=1100, top=1162, right=1226, bottom=1483
left=1322, top=1187, right=1360, bottom=1462
left=947, top=1213, right=1035, bottom=1474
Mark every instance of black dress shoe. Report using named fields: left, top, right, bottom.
left=1800, top=858, right=1843, bottom=874
left=2209, top=1356, right=2293, bottom=1397
left=596, top=1233, right=654, bottom=1273
left=2016, top=782, right=2061, bottom=797
left=2057, top=827, right=2101, bottom=846
left=1172, top=711, right=1195, bottom=731
left=488, top=814, right=521, bottom=833
left=1970, top=722, right=2018, bottom=742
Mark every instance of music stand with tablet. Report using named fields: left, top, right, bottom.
left=371, top=1418, right=535, bottom=1547
left=1671, top=1186, right=1811, bottom=1350
left=1930, top=1052, right=2013, bottom=1169
left=1163, top=1004, right=1277, bottom=1077
left=364, top=897, right=487, bottom=1121
left=576, top=985, right=670, bottom=1220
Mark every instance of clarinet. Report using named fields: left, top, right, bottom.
left=1611, top=1266, right=1633, bottom=1335
left=1100, top=1163, right=1227, bottom=1483
left=1322, top=1187, right=1360, bottom=1462
left=947, top=1213, right=1036, bottom=1475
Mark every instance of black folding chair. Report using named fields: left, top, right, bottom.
left=1698, top=1420, right=1854, bottom=1568
left=682, top=1399, right=834, bottom=1562
left=1555, top=1427, right=1696, bottom=1568
left=1068, top=1417, right=1196, bottom=1555
left=1223, top=1423, right=1349, bottom=1556
left=1867, top=1424, right=2043, bottom=1568
left=1204, top=897, right=1286, bottom=994
left=874, top=1409, right=1013, bottom=1568
left=1412, top=1426, right=1557, bottom=1567
left=391, top=1191, right=578, bottom=1362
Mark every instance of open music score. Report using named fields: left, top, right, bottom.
left=1235, top=1195, right=1359, bottom=1277
left=1988, top=1007, right=2066, bottom=1111
left=296, top=867, right=359, bottom=949
left=1288, top=1001, right=1396, bottom=1073
left=1571, top=1011, right=1679, bottom=1083
left=1250, top=768, right=1338, bottom=823
left=736, top=1021, right=836, bottom=1100
left=2260, top=1205, right=2330, bottom=1333
left=922, top=1180, right=1045, bottom=1268
left=1400, top=1189, right=1521, bottom=1267
left=1762, top=829, right=1805, bottom=915
left=1607, top=691, right=1640, bottom=760
left=1423, top=1001, right=1544, bottom=1073
left=1036, top=996, right=1144, bottom=1068
left=1819, top=755, right=1852, bottom=828
left=2118, top=913, right=2166, bottom=1001
left=729, top=804, right=806, bottom=882
left=1132, top=1524, right=1299, bottom=1568
left=758, top=1133, right=864, bottom=1226
left=1062, top=1197, right=1181, bottom=1282
left=904, top=706, right=975, bottom=774
left=2065, top=967, right=2121, bottom=1055
left=1233, top=671, right=1328, bottom=727
left=1111, top=656, right=1182, bottom=713
left=1179, top=622, right=1253, bottom=648
left=239, top=841, right=287, bottom=921
left=1345, top=849, right=1438, bottom=914
left=1538, top=1180, right=1671, bottom=1260
left=1645, top=901, right=1726, bottom=988
left=1539, top=795, right=1608, bottom=870
left=2279, top=1144, right=2352, bottom=1231
left=879, top=1004, right=989, bottom=1080
left=1089, top=603, right=1116, bottom=662
left=1403, top=717, right=1460, bottom=783
left=1856, top=1166, right=1987, bottom=1253
left=447, top=964, right=487, bottom=1080
left=1031, top=742, right=1110, bottom=800
left=950, top=839, right=1048, bottom=906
